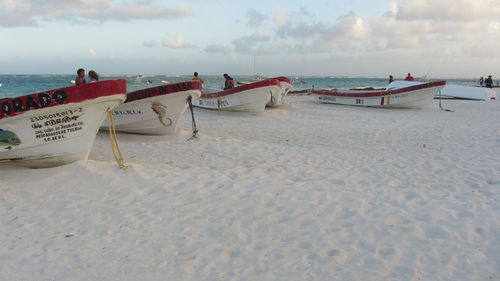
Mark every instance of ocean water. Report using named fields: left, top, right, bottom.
left=0, top=74, right=482, bottom=99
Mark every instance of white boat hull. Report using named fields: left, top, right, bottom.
left=388, top=81, right=496, bottom=100
left=194, top=85, right=280, bottom=113
left=267, top=81, right=292, bottom=107
left=101, top=90, right=201, bottom=135
left=313, top=81, right=445, bottom=109
left=0, top=95, right=124, bottom=168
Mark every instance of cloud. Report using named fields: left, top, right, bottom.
left=0, top=0, right=192, bottom=27
left=162, top=35, right=194, bottom=49
left=88, top=48, right=97, bottom=57
left=274, top=5, right=289, bottom=26
left=261, top=1, right=500, bottom=58
left=246, top=9, right=267, bottom=26
left=392, top=0, right=500, bottom=21
left=358, top=0, right=500, bottom=60
left=204, top=44, right=230, bottom=53
left=273, top=12, right=368, bottom=53
left=232, top=30, right=271, bottom=53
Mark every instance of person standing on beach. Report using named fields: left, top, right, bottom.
left=75, top=68, right=86, bottom=85
left=485, top=75, right=493, bottom=88
left=192, top=72, right=204, bottom=84
left=479, top=77, right=484, bottom=87
left=88, top=70, right=99, bottom=83
left=404, top=73, right=414, bottom=81
left=389, top=75, right=394, bottom=83
left=223, top=73, right=234, bottom=90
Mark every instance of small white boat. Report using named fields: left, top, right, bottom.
left=101, top=81, right=202, bottom=135
left=311, top=80, right=446, bottom=109
left=193, top=79, right=281, bottom=113
left=267, top=77, right=293, bottom=107
left=388, top=81, right=496, bottom=100
left=0, top=80, right=127, bottom=168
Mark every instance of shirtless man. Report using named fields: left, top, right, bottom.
left=75, top=68, right=86, bottom=85
left=192, top=72, right=204, bottom=84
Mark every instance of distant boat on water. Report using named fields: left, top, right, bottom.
left=130, top=75, right=153, bottom=84
left=293, top=77, right=306, bottom=85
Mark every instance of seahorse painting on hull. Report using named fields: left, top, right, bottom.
left=151, top=101, right=172, bottom=127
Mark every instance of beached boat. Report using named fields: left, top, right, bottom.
left=101, top=81, right=202, bottom=135
left=193, top=79, right=281, bottom=113
left=0, top=80, right=127, bottom=168
left=267, top=77, right=293, bottom=107
left=311, top=80, right=446, bottom=109
left=388, top=81, right=496, bottom=100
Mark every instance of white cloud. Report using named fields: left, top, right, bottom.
left=0, top=0, right=192, bottom=27
left=393, top=0, right=500, bottom=21
left=367, top=0, right=500, bottom=57
left=233, top=30, right=271, bottom=53
left=274, top=5, right=289, bottom=26
left=489, top=21, right=500, bottom=33
left=162, top=35, right=194, bottom=49
left=247, top=9, right=267, bottom=26
left=88, top=48, right=97, bottom=56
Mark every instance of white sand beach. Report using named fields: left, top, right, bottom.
left=1, top=96, right=499, bottom=280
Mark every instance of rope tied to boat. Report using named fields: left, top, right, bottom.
left=187, top=95, right=199, bottom=140
left=269, top=90, right=276, bottom=105
left=106, top=111, right=131, bottom=170
left=437, top=90, right=454, bottom=112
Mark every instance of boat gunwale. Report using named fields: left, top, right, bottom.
left=0, top=79, right=127, bottom=120
left=201, top=79, right=281, bottom=99
left=125, top=80, right=202, bottom=103
left=311, top=81, right=446, bottom=98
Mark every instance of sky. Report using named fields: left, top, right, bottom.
left=0, top=0, right=499, bottom=78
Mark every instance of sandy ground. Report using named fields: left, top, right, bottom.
left=1, top=96, right=499, bottom=281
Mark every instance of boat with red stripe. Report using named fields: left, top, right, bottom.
left=194, top=79, right=281, bottom=113
left=0, top=80, right=127, bottom=168
left=101, top=81, right=202, bottom=135
left=267, top=77, right=293, bottom=107
left=311, top=81, right=446, bottom=109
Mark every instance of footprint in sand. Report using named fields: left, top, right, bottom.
left=375, top=244, right=398, bottom=258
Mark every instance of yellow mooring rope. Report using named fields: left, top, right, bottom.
left=107, top=111, right=131, bottom=170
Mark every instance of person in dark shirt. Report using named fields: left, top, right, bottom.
left=75, top=68, right=86, bottom=85
left=485, top=75, right=493, bottom=88
left=389, top=75, right=394, bottom=83
left=223, top=73, right=234, bottom=90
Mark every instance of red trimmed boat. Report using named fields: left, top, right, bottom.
left=194, top=79, right=281, bottom=113
left=311, top=81, right=446, bottom=109
left=267, top=76, right=293, bottom=107
left=0, top=80, right=127, bottom=168
left=100, top=81, right=202, bottom=135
